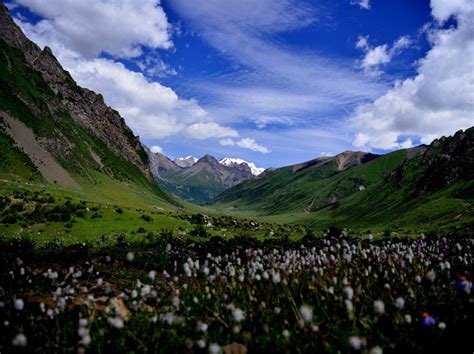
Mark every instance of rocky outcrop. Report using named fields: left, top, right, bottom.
left=0, top=3, right=151, bottom=179
left=174, top=156, right=197, bottom=168
left=390, top=127, right=474, bottom=194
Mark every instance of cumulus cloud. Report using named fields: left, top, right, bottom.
left=182, top=123, right=238, bottom=140
left=150, top=145, right=163, bottom=154
left=236, top=138, right=270, bottom=154
left=351, top=0, right=474, bottom=150
left=351, top=0, right=371, bottom=10
left=356, top=35, right=411, bottom=75
left=12, top=0, right=172, bottom=58
left=219, top=138, right=236, bottom=146
left=12, top=1, right=236, bottom=143
left=218, top=137, right=270, bottom=154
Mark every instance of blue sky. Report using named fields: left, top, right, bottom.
left=6, top=0, right=474, bottom=168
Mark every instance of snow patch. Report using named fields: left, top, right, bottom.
left=219, top=157, right=265, bottom=176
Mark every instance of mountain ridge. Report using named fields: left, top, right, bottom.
left=149, top=151, right=261, bottom=203
left=212, top=129, right=474, bottom=231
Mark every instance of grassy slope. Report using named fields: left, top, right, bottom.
left=212, top=149, right=474, bottom=233
left=159, top=167, right=227, bottom=204
left=0, top=37, right=181, bottom=200
left=213, top=150, right=407, bottom=214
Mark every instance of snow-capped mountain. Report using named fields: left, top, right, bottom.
left=174, top=156, right=198, bottom=168
left=219, top=158, right=265, bottom=176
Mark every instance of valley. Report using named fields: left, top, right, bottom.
left=0, top=2, right=473, bottom=353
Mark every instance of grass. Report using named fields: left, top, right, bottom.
left=0, top=231, right=472, bottom=353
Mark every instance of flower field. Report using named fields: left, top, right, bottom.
left=0, top=234, right=473, bottom=353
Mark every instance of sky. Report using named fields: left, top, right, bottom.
left=5, top=0, right=474, bottom=168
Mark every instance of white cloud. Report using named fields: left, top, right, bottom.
left=171, top=0, right=386, bottom=132
left=218, top=137, right=270, bottom=154
left=150, top=145, right=163, bottom=154
left=236, top=138, right=270, bottom=154
left=13, top=0, right=172, bottom=58
left=430, top=0, right=474, bottom=23
left=182, top=123, right=238, bottom=140
left=351, top=0, right=371, bottom=10
left=356, top=35, right=411, bottom=75
left=351, top=1, right=474, bottom=150
left=219, top=138, right=236, bottom=146
left=13, top=3, right=236, bottom=142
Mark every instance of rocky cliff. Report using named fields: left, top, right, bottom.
left=0, top=3, right=151, bottom=180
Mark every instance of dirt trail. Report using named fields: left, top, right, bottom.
left=1, top=112, right=80, bottom=190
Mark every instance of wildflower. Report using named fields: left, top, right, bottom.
left=369, top=346, right=383, bottom=354
left=438, top=322, right=446, bottom=330
left=426, top=270, right=436, bottom=282
left=197, top=339, right=206, bottom=349
left=345, top=299, right=354, bottom=313
left=80, top=334, right=91, bottom=346
left=282, top=329, right=290, bottom=338
left=209, top=343, right=220, bottom=354
left=108, top=317, right=124, bottom=329
left=172, top=296, right=180, bottom=308
left=349, top=336, right=363, bottom=350
left=374, top=300, right=385, bottom=315
left=126, top=252, right=134, bottom=262
left=404, top=314, right=412, bottom=324
left=344, top=286, right=354, bottom=300
left=12, top=333, right=27, bottom=347
left=233, top=308, right=245, bottom=322
left=274, top=307, right=281, bottom=314
left=299, top=305, right=313, bottom=323
left=272, top=272, right=281, bottom=284
left=131, top=290, right=138, bottom=298
left=422, top=312, right=436, bottom=326
left=395, top=297, right=405, bottom=310
left=14, top=298, right=24, bottom=311
left=79, top=318, right=88, bottom=327
left=148, top=270, right=157, bottom=280
left=197, top=322, right=208, bottom=332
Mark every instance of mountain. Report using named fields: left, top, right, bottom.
left=149, top=152, right=259, bottom=204
left=219, top=157, right=265, bottom=176
left=213, top=150, right=382, bottom=214
left=212, top=130, right=474, bottom=232
left=174, top=156, right=198, bottom=168
left=0, top=4, right=173, bottom=204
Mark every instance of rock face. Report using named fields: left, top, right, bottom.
left=0, top=3, right=151, bottom=179
left=174, top=156, right=198, bottom=168
left=149, top=152, right=257, bottom=204
left=390, top=127, right=474, bottom=195
left=219, top=158, right=265, bottom=176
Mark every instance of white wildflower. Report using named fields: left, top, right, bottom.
left=374, top=300, right=385, bottom=315
left=209, top=343, right=220, bottom=354
left=14, top=298, right=24, bottom=311
left=299, top=305, right=313, bottom=323
left=233, top=308, right=245, bottom=322
left=12, top=333, right=27, bottom=347
left=349, top=336, right=363, bottom=350
left=395, top=297, right=405, bottom=310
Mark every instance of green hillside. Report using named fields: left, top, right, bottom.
left=212, top=132, right=474, bottom=233
left=213, top=150, right=406, bottom=214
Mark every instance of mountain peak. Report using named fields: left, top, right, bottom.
left=174, top=156, right=198, bottom=168
left=219, top=157, right=265, bottom=176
